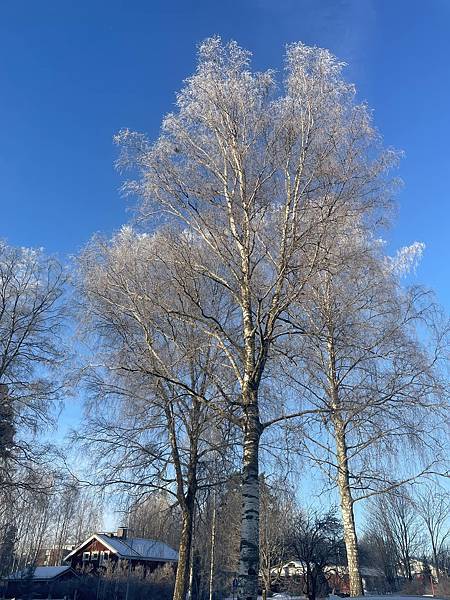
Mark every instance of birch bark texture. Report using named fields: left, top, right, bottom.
left=334, top=416, right=363, bottom=596
left=115, top=38, right=398, bottom=600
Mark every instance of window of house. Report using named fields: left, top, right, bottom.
left=82, top=551, right=90, bottom=561
left=100, top=550, right=110, bottom=563
left=91, top=551, right=99, bottom=560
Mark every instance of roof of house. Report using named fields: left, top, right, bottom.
left=64, top=533, right=178, bottom=563
left=7, top=566, right=75, bottom=581
left=360, top=566, right=385, bottom=577
left=324, top=564, right=385, bottom=578
left=271, top=562, right=384, bottom=578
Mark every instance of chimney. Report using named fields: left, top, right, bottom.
left=116, top=527, right=129, bottom=539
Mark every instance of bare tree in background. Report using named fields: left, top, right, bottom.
left=0, top=384, right=14, bottom=485
left=116, top=37, right=396, bottom=600
left=439, top=545, right=450, bottom=578
left=1, top=471, right=102, bottom=573
left=259, top=477, right=292, bottom=596
left=287, top=507, right=343, bottom=600
left=360, top=529, right=399, bottom=593
left=367, top=490, right=423, bottom=581
left=0, top=240, right=67, bottom=492
left=0, top=383, right=15, bottom=550
left=11, top=483, right=52, bottom=571
left=129, top=492, right=181, bottom=550
left=47, top=476, right=103, bottom=566
left=413, top=483, right=450, bottom=580
left=0, top=241, right=68, bottom=573
left=192, top=474, right=242, bottom=600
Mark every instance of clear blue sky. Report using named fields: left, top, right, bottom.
left=2, top=1, right=447, bottom=527
left=1, top=0, right=449, bottom=310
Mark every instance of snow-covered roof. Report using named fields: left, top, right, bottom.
left=271, top=562, right=384, bottom=578
left=97, top=534, right=178, bottom=561
left=64, top=533, right=178, bottom=563
left=360, top=566, right=385, bottom=577
left=7, top=566, right=74, bottom=581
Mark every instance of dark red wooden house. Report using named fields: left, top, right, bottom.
left=64, top=528, right=178, bottom=574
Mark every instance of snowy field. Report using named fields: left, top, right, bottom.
left=269, top=596, right=448, bottom=600
left=225, top=595, right=448, bottom=600
left=269, top=596, right=449, bottom=600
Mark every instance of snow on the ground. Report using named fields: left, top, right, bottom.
left=225, top=595, right=448, bottom=600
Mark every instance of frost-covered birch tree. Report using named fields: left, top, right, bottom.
left=285, top=231, right=448, bottom=596
left=77, top=228, right=238, bottom=600
left=115, top=38, right=397, bottom=600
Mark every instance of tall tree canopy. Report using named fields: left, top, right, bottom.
left=115, top=38, right=398, bottom=600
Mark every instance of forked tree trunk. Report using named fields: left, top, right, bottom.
left=334, top=417, right=364, bottom=597
left=166, top=393, right=199, bottom=600
left=238, top=408, right=261, bottom=600
left=173, top=504, right=194, bottom=600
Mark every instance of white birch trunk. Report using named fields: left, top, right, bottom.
left=334, top=418, right=364, bottom=597
left=173, top=506, right=194, bottom=600
left=238, top=406, right=261, bottom=600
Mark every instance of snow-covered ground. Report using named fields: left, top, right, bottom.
left=274, top=596, right=447, bottom=600
left=225, top=595, right=448, bottom=600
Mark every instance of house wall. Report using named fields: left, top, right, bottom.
left=69, top=538, right=111, bottom=571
